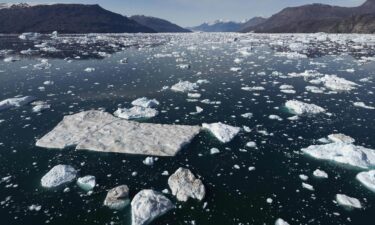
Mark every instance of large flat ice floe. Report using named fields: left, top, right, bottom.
left=202, top=122, right=240, bottom=143
left=285, top=100, right=325, bottom=115
left=356, top=170, right=375, bottom=192
left=302, top=142, right=375, bottom=169
left=0, top=96, right=36, bottom=111
left=36, top=110, right=201, bottom=156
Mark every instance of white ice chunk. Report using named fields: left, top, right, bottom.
left=275, top=218, right=290, bottom=225
left=0, top=96, right=36, bottom=111
left=202, top=122, right=240, bottom=143
left=313, top=169, right=328, bottom=178
left=336, top=194, right=362, bottom=209
left=77, top=175, right=96, bottom=191
left=131, top=97, right=159, bottom=108
left=168, top=167, right=205, bottom=202
left=353, top=102, right=375, bottom=110
left=356, top=170, right=375, bottom=192
left=285, top=100, right=325, bottom=115
left=131, top=190, right=174, bottom=225
left=171, top=81, right=199, bottom=93
left=41, top=165, right=77, bottom=188
left=114, top=106, right=158, bottom=120
left=328, top=133, right=355, bottom=144
left=302, top=143, right=375, bottom=169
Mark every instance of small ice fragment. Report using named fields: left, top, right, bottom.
left=77, top=175, right=96, bottom=191
left=356, top=170, right=375, bottom=192
left=302, top=182, right=314, bottom=191
left=313, top=169, right=328, bottom=178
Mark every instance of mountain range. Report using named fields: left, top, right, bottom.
left=243, top=0, right=375, bottom=33
left=0, top=3, right=189, bottom=34
left=188, top=17, right=266, bottom=32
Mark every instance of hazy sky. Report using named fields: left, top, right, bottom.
left=6, top=0, right=367, bottom=26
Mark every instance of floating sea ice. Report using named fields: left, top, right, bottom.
left=171, top=81, right=199, bottom=93
left=230, top=67, right=241, bottom=72
left=202, top=122, right=240, bottom=143
left=285, top=100, right=325, bottom=115
left=353, top=102, right=375, bottom=110
left=269, top=115, right=283, bottom=121
left=305, top=86, right=325, bottom=94
left=84, top=67, right=95, bottom=72
left=77, top=175, right=96, bottom=191
left=31, top=101, right=50, bottom=113
left=3, top=56, right=20, bottom=62
left=104, top=185, right=130, bottom=210
left=177, top=64, right=190, bottom=69
left=168, top=167, right=205, bottom=202
left=143, top=157, right=155, bottom=166
left=210, top=148, right=220, bottom=154
left=327, top=133, right=355, bottom=144
left=241, top=113, right=253, bottom=119
left=37, top=110, right=201, bottom=157
left=310, top=75, right=358, bottom=92
left=302, top=182, right=314, bottom=191
left=119, top=58, right=128, bottom=64
left=43, top=80, right=54, bottom=86
left=280, top=89, right=296, bottom=94
left=356, top=170, right=375, bottom=192
left=114, top=106, right=158, bottom=120
left=246, top=141, right=257, bottom=148
left=275, top=218, right=290, bottom=225
left=41, top=165, right=77, bottom=188
left=33, top=59, right=51, bottom=70
left=18, top=32, right=40, bottom=40
left=241, top=86, right=265, bottom=91
left=302, top=143, right=375, bottom=169
left=0, top=96, right=36, bottom=111
left=131, top=97, right=159, bottom=108
left=131, top=190, right=174, bottom=225
left=188, top=93, right=201, bottom=98
left=313, top=169, right=328, bottom=179
left=336, top=194, right=362, bottom=209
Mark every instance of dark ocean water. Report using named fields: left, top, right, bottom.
left=0, top=33, right=374, bottom=225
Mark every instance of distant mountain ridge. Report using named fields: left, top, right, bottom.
left=0, top=3, right=155, bottom=33
left=0, top=3, right=189, bottom=34
left=244, top=0, right=375, bottom=33
left=130, top=15, right=191, bottom=33
left=189, top=17, right=266, bottom=32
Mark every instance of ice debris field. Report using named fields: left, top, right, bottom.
left=0, top=32, right=375, bottom=225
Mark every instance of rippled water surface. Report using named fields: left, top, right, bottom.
left=0, top=33, right=374, bottom=225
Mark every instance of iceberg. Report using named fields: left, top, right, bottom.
left=104, top=185, right=130, bottom=210
left=302, top=143, right=375, bottom=169
left=131, top=189, right=174, bottom=225
left=336, top=194, right=362, bottom=209
left=353, top=102, right=375, bottom=110
left=41, top=165, right=77, bottom=188
left=171, top=81, right=199, bottom=93
left=327, top=133, right=355, bottom=144
left=285, top=100, right=325, bottom=115
left=310, top=75, right=358, bottom=92
left=131, top=97, right=159, bottom=108
left=0, top=96, right=36, bottom=111
left=356, top=170, right=375, bottom=192
left=313, top=169, right=328, bottom=178
left=275, top=218, right=290, bottom=225
left=36, top=110, right=201, bottom=157
left=168, top=168, right=205, bottom=202
left=202, top=122, right=240, bottom=143
left=114, top=106, right=159, bottom=120
left=77, top=175, right=96, bottom=191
